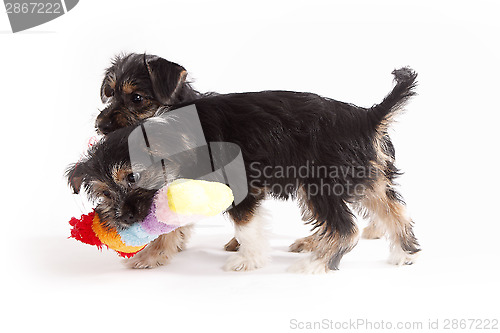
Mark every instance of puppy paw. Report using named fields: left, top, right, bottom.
left=289, top=236, right=315, bottom=253
left=388, top=247, right=421, bottom=266
left=223, top=253, right=269, bottom=271
left=287, top=256, right=330, bottom=274
left=224, top=237, right=240, bottom=252
left=361, top=223, right=385, bottom=239
left=125, top=251, right=168, bottom=269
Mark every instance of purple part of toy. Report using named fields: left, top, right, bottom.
left=141, top=201, right=180, bottom=235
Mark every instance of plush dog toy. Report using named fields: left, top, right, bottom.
left=69, top=179, right=234, bottom=257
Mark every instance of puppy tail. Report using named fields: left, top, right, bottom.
left=369, top=67, right=418, bottom=132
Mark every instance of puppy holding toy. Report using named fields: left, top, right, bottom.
left=68, top=67, right=420, bottom=273
left=94, top=52, right=241, bottom=253
left=92, top=53, right=213, bottom=265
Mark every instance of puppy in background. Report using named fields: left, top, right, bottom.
left=96, top=53, right=204, bottom=135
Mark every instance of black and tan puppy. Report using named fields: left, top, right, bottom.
left=68, top=68, right=420, bottom=273
left=96, top=53, right=203, bottom=135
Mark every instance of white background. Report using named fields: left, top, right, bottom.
left=1, top=1, right=499, bottom=332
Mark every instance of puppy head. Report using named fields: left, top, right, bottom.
left=96, top=53, right=188, bottom=135
left=66, top=124, right=179, bottom=230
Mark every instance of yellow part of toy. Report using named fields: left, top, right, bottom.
left=167, top=179, right=234, bottom=216
left=91, top=214, right=146, bottom=253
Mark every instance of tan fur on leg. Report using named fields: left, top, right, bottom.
left=288, top=226, right=359, bottom=274
left=289, top=233, right=317, bottom=253
left=224, top=237, right=240, bottom=252
left=126, top=225, right=193, bottom=269
left=289, top=187, right=321, bottom=253
left=362, top=221, right=385, bottom=239
left=360, top=179, right=420, bottom=265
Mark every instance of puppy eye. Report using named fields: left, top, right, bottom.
left=104, top=85, right=114, bottom=98
left=126, top=172, right=141, bottom=185
left=131, top=94, right=143, bottom=104
left=102, top=190, right=112, bottom=199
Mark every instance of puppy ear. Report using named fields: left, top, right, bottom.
left=145, top=55, right=187, bottom=105
left=100, top=69, right=116, bottom=104
left=65, top=163, right=85, bottom=194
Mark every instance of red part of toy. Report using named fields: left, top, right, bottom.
left=68, top=211, right=141, bottom=258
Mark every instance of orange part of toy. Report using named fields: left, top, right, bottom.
left=91, top=214, right=146, bottom=254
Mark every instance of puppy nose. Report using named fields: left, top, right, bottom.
left=119, top=204, right=137, bottom=225
left=120, top=212, right=136, bottom=225
left=98, top=120, right=114, bottom=135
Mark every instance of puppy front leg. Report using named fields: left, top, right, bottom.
left=224, top=203, right=270, bottom=271
left=126, top=225, right=193, bottom=269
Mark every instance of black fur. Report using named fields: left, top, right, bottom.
left=368, top=67, right=418, bottom=127
left=167, top=68, right=417, bottom=236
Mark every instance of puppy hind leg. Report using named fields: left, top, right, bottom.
left=289, top=195, right=359, bottom=274
left=362, top=220, right=385, bottom=239
left=289, top=227, right=360, bottom=274
left=289, top=188, right=324, bottom=253
left=289, top=232, right=318, bottom=253
left=290, top=219, right=382, bottom=252
left=362, top=181, right=420, bottom=265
